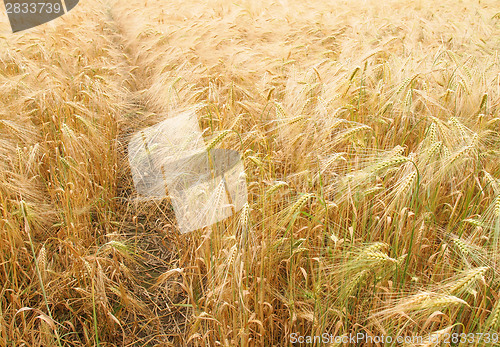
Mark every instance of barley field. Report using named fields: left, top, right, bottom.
left=1, top=0, right=500, bottom=346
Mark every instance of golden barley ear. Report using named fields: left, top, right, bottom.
left=36, top=244, right=47, bottom=282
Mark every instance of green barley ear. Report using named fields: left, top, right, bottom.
left=427, top=122, right=438, bottom=143
left=287, top=193, right=314, bottom=219
left=474, top=195, right=500, bottom=247
left=442, top=145, right=451, bottom=158
left=470, top=132, right=479, bottom=147
left=211, top=180, right=226, bottom=211
left=449, top=117, right=469, bottom=138
left=447, top=145, right=471, bottom=166
left=446, top=267, right=489, bottom=296
left=339, top=269, right=368, bottom=302
left=427, top=140, right=442, bottom=155
left=451, top=238, right=470, bottom=257
left=238, top=202, right=250, bottom=232
left=320, top=152, right=346, bottom=172
left=333, top=124, right=372, bottom=144
left=486, top=299, right=500, bottom=331
left=463, top=218, right=485, bottom=228
left=396, top=170, right=417, bottom=194
left=417, top=294, right=469, bottom=311
left=265, top=181, right=289, bottom=197
left=338, top=243, right=397, bottom=288
left=495, top=195, right=500, bottom=217
left=483, top=171, right=500, bottom=194
left=358, top=242, right=389, bottom=256
left=394, top=254, right=407, bottom=269
left=369, top=155, right=409, bottom=174
left=362, top=250, right=397, bottom=266
left=229, top=113, right=245, bottom=129
left=226, top=244, right=238, bottom=269
left=371, top=292, right=469, bottom=322
left=274, top=101, right=287, bottom=118
left=362, top=184, right=384, bottom=198
left=285, top=115, right=309, bottom=125
left=206, top=130, right=232, bottom=151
